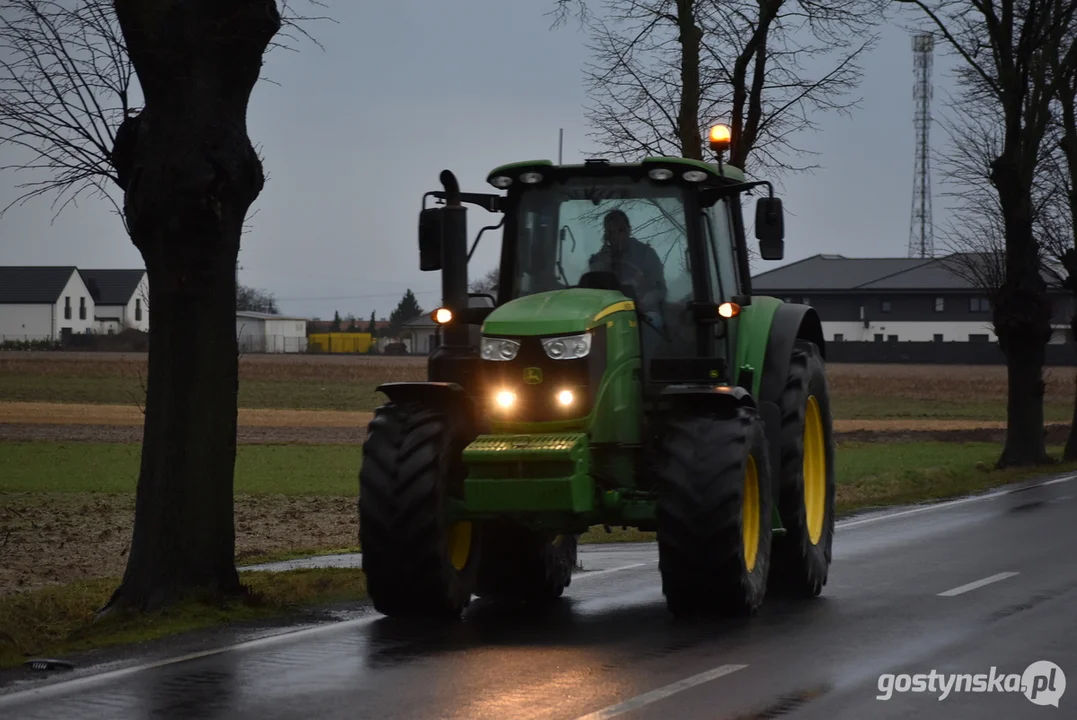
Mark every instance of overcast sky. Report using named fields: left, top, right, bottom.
left=0, top=1, right=962, bottom=320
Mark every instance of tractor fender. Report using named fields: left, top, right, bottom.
left=757, top=303, right=826, bottom=504
left=759, top=303, right=825, bottom=406
left=659, top=383, right=756, bottom=420
left=373, top=381, right=490, bottom=436
left=375, top=381, right=475, bottom=412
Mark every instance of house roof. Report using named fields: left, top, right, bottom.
left=750, top=255, right=933, bottom=292
left=0, top=266, right=80, bottom=304
left=237, top=311, right=308, bottom=321
left=404, top=315, right=436, bottom=328
left=80, top=269, right=145, bottom=305
left=751, top=253, right=1063, bottom=293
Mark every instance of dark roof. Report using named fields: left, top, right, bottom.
left=751, top=253, right=1064, bottom=293
left=80, top=269, right=145, bottom=305
left=751, top=255, right=933, bottom=292
left=0, top=266, right=80, bottom=304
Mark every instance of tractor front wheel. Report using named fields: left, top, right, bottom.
left=475, top=524, right=577, bottom=603
left=655, top=407, right=774, bottom=617
left=358, top=401, right=479, bottom=618
left=770, top=340, right=837, bottom=598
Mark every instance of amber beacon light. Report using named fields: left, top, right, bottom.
left=432, top=307, right=453, bottom=324
left=709, top=123, right=732, bottom=153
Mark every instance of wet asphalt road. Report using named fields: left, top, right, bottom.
left=2, top=474, right=1075, bottom=719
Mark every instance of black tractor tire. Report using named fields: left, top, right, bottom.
left=654, top=407, right=774, bottom=617
left=475, top=523, right=578, bottom=603
left=358, top=400, right=480, bottom=618
left=769, top=339, right=837, bottom=598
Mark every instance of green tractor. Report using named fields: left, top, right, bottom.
left=358, top=126, right=836, bottom=619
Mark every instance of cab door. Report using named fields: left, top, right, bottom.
left=701, top=199, right=742, bottom=381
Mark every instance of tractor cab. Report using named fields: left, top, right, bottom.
left=418, top=128, right=787, bottom=414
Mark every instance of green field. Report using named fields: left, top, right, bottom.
left=1, top=440, right=1068, bottom=512
left=0, top=443, right=362, bottom=495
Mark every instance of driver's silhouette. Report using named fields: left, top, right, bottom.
left=587, top=210, right=667, bottom=317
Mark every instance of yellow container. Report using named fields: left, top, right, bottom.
left=308, top=332, right=373, bottom=353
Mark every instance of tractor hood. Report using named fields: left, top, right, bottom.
left=482, top=288, right=633, bottom=337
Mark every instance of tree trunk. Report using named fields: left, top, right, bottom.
left=992, top=167, right=1055, bottom=468
left=676, top=0, right=702, bottom=160
left=1065, top=309, right=1077, bottom=462
left=1065, top=370, right=1077, bottom=462
left=1061, top=110, right=1077, bottom=462
left=104, top=0, right=281, bottom=612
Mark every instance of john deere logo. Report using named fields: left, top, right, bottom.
left=523, top=367, right=543, bottom=385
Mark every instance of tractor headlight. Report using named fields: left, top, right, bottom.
left=541, top=332, right=592, bottom=360
left=481, top=337, right=520, bottom=361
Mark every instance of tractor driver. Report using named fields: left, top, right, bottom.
left=587, top=209, right=667, bottom=326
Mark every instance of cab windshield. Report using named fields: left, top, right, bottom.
left=509, top=177, right=693, bottom=310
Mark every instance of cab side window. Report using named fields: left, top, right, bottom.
left=704, top=200, right=739, bottom=301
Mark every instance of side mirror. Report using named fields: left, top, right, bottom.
left=418, top=207, right=443, bottom=271
left=755, top=197, right=784, bottom=261
left=468, top=292, right=496, bottom=308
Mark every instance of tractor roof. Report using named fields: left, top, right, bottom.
left=486, top=157, right=745, bottom=187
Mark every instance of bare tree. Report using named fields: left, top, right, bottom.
left=569, top=0, right=882, bottom=175
left=899, top=0, right=1077, bottom=467
left=236, top=283, right=280, bottom=313
left=2, top=0, right=327, bottom=612
left=469, top=267, right=499, bottom=295
left=0, top=0, right=132, bottom=226
left=1041, top=40, right=1077, bottom=459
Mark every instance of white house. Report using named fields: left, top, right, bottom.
left=751, top=253, right=1073, bottom=344
left=0, top=266, right=97, bottom=340
left=236, top=311, right=308, bottom=353
left=81, top=269, right=149, bottom=334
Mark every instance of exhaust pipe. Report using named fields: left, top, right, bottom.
left=438, top=170, right=469, bottom=348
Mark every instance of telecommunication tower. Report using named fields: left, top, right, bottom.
left=908, top=32, right=935, bottom=258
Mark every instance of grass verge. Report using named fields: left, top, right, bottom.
left=0, top=568, right=367, bottom=671
left=579, top=442, right=1077, bottom=544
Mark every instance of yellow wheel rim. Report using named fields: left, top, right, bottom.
left=742, top=455, right=761, bottom=572
left=803, top=395, right=827, bottom=545
left=447, top=521, right=472, bottom=571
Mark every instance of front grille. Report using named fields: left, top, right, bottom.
left=480, top=328, right=607, bottom=422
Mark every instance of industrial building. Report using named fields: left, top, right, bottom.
left=236, top=310, right=309, bottom=353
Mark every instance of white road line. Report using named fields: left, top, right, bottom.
left=1042, top=476, right=1077, bottom=487
left=0, top=561, right=651, bottom=706
left=938, top=571, right=1020, bottom=597
left=575, top=562, right=650, bottom=579
left=0, top=614, right=381, bottom=707
left=574, top=664, right=748, bottom=720
left=837, top=474, right=1077, bottom=530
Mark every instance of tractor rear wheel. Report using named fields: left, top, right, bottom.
left=655, top=407, right=774, bottom=617
left=475, top=523, right=577, bottom=603
left=358, top=400, right=479, bottom=618
left=770, top=340, right=836, bottom=597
